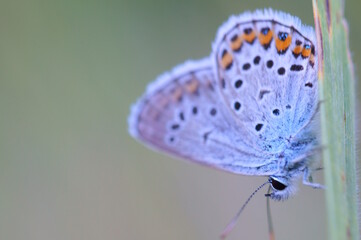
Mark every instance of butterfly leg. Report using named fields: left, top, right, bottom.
left=302, top=167, right=325, bottom=189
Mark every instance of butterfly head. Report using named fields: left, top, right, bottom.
left=267, top=176, right=297, bottom=201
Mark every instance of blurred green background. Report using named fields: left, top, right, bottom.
left=0, top=0, right=360, bottom=239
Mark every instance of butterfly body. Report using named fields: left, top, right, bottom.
left=128, top=9, right=320, bottom=201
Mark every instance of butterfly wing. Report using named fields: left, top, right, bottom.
left=128, top=57, right=277, bottom=175
left=211, top=9, right=318, bottom=153
left=129, top=10, right=319, bottom=176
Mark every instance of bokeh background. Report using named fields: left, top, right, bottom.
left=1, top=0, right=360, bottom=239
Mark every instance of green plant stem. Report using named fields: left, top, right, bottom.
left=312, top=0, right=359, bottom=239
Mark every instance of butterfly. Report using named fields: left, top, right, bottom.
left=128, top=8, right=322, bottom=233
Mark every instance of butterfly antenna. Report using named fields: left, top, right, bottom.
left=220, top=180, right=270, bottom=239
left=266, top=186, right=275, bottom=240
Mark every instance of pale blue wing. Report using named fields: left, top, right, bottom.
left=128, top=58, right=278, bottom=175
left=211, top=9, right=319, bottom=153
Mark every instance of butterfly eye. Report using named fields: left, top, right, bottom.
left=270, top=177, right=287, bottom=191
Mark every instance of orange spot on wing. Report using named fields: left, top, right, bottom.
left=156, top=94, right=169, bottom=108
left=275, top=35, right=292, bottom=53
left=142, top=93, right=167, bottom=122
left=230, top=35, right=242, bottom=51
left=302, top=48, right=311, bottom=58
left=171, top=87, right=183, bottom=102
left=258, top=30, right=273, bottom=47
left=309, top=53, right=315, bottom=67
left=301, top=45, right=311, bottom=58
left=243, top=31, right=256, bottom=44
left=293, top=45, right=302, bottom=55
left=185, top=79, right=199, bottom=94
left=221, top=51, right=233, bottom=70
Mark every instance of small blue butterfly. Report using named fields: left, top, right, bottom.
left=128, top=8, right=322, bottom=237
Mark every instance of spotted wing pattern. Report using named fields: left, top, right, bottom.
left=212, top=10, right=318, bottom=153
left=128, top=9, right=318, bottom=176
left=129, top=58, right=278, bottom=175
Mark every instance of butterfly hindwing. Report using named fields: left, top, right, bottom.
left=129, top=58, right=278, bottom=175
left=212, top=10, right=318, bottom=152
